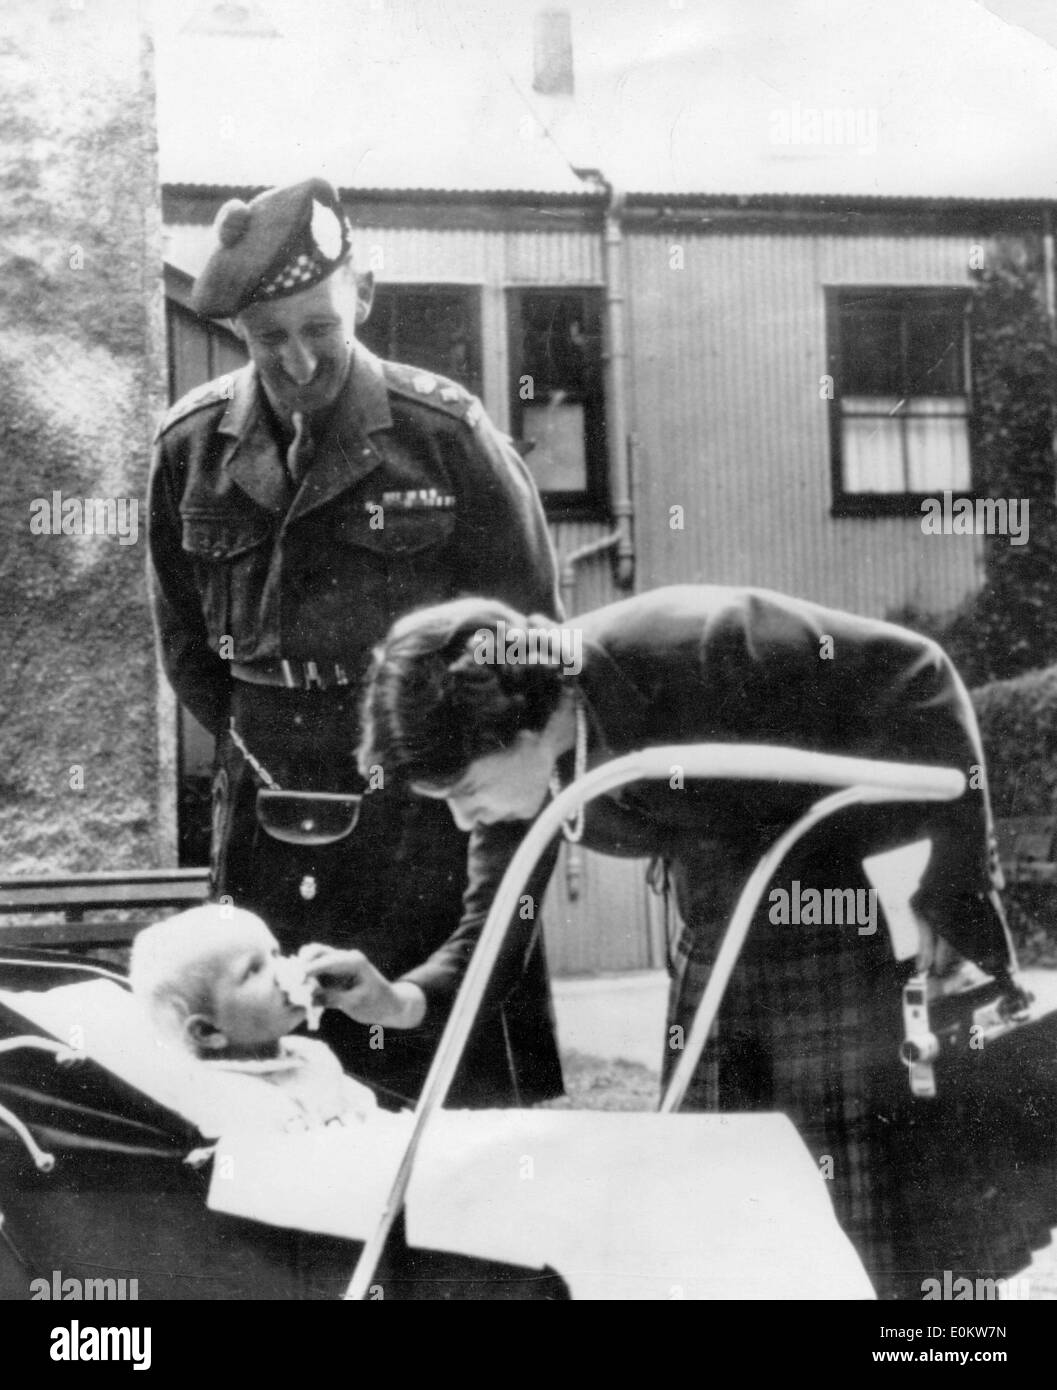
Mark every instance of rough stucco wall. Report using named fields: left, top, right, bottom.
left=0, top=0, right=169, bottom=873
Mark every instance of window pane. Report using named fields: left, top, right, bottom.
left=903, top=395, right=965, bottom=417
left=905, top=303, right=964, bottom=394
left=832, top=290, right=971, bottom=504
left=361, top=287, right=481, bottom=396
left=519, top=293, right=602, bottom=398
left=842, top=394, right=905, bottom=416
left=509, top=286, right=606, bottom=509
left=521, top=400, right=587, bottom=491
left=905, top=400, right=971, bottom=491
left=841, top=301, right=903, bottom=395
left=842, top=415, right=905, bottom=492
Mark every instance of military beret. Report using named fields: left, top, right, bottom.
left=191, top=177, right=353, bottom=319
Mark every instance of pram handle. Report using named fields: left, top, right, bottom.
left=344, top=745, right=966, bottom=1300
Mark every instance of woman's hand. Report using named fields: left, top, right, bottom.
left=299, top=945, right=427, bottom=1029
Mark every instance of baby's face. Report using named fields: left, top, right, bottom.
left=209, top=924, right=307, bottom=1055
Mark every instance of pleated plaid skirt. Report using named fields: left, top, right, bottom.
left=661, top=813, right=1057, bottom=1301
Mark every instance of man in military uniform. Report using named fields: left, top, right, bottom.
left=148, top=178, right=563, bottom=1107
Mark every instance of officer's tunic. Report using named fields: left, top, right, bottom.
left=437, top=587, right=1053, bottom=1297
left=148, top=346, right=564, bottom=1107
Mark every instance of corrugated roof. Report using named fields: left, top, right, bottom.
left=154, top=0, right=1057, bottom=203
left=162, top=183, right=602, bottom=206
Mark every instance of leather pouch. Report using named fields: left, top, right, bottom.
left=255, top=789, right=362, bottom=845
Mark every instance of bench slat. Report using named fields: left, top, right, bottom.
left=0, top=871, right=210, bottom=915
left=0, top=869, right=210, bottom=889
left=0, top=921, right=146, bottom=948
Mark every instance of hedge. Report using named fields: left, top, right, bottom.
left=972, top=665, right=1057, bottom=817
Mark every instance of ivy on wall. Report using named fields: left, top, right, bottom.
left=900, top=241, right=1057, bottom=687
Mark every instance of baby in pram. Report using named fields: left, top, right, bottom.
left=129, top=904, right=377, bottom=1132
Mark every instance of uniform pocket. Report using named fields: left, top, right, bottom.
left=330, top=506, right=457, bottom=616
left=380, top=507, right=456, bottom=556
left=335, top=506, right=455, bottom=557
left=180, top=510, right=274, bottom=648
left=181, top=513, right=273, bottom=560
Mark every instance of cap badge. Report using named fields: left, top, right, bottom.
left=310, top=199, right=344, bottom=260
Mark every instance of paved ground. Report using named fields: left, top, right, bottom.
left=551, top=969, right=668, bottom=1070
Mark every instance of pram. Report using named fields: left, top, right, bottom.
left=0, top=747, right=1052, bottom=1300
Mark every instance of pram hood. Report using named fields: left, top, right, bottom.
left=0, top=949, right=198, bottom=1161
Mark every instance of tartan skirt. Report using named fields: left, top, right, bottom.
left=661, top=813, right=1057, bottom=1301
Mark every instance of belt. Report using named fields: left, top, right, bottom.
left=230, top=660, right=353, bottom=691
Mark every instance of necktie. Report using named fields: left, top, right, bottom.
left=286, top=411, right=314, bottom=489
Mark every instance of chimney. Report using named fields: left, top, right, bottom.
left=533, top=9, right=573, bottom=96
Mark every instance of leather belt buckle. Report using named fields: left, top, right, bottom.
left=255, top=659, right=352, bottom=690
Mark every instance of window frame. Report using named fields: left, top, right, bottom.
left=825, top=285, right=975, bottom=518
left=506, top=285, right=610, bottom=521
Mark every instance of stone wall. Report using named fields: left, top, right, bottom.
left=0, top=0, right=171, bottom=873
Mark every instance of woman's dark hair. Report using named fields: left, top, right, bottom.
left=357, top=597, right=566, bottom=789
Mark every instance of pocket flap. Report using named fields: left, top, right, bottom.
left=182, top=514, right=272, bottom=561
left=336, top=507, right=455, bottom=557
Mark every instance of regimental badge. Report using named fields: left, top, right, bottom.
left=310, top=199, right=344, bottom=260
left=412, top=373, right=438, bottom=395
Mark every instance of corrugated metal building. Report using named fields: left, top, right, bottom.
left=163, top=187, right=1054, bottom=974
left=155, top=0, right=1057, bottom=975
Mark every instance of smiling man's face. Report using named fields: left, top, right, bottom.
left=236, top=269, right=370, bottom=423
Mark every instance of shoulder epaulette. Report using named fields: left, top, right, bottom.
left=155, top=373, right=239, bottom=438
left=382, top=360, right=484, bottom=428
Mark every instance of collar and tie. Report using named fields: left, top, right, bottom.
left=218, top=360, right=387, bottom=517
left=286, top=411, right=314, bottom=489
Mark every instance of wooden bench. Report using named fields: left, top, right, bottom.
left=0, top=869, right=211, bottom=950
left=995, top=816, right=1057, bottom=887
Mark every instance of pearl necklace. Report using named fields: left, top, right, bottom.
left=549, top=692, right=588, bottom=844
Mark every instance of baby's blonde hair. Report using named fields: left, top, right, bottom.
left=129, top=903, right=271, bottom=1051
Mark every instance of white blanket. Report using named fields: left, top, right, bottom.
left=207, top=1110, right=874, bottom=1298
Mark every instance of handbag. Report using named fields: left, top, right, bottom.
left=901, top=965, right=1057, bottom=1106
left=255, top=789, right=362, bottom=846
left=227, top=719, right=363, bottom=846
